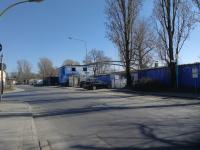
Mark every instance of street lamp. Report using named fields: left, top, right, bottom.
left=68, top=37, right=88, bottom=76
left=68, top=37, right=88, bottom=66
left=68, top=37, right=88, bottom=63
left=0, top=0, right=44, bottom=102
left=0, top=0, right=44, bottom=17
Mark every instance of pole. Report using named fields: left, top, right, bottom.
left=68, top=37, right=88, bottom=79
left=0, top=0, right=44, bottom=17
left=0, top=54, right=3, bottom=102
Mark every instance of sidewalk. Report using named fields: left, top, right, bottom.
left=0, top=102, right=40, bottom=150
left=4, top=87, right=25, bottom=94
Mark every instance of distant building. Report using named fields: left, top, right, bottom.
left=59, top=65, right=85, bottom=87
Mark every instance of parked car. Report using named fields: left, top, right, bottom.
left=34, top=80, right=43, bottom=86
left=80, top=80, right=86, bottom=88
left=84, top=78, right=110, bottom=90
left=80, top=78, right=95, bottom=88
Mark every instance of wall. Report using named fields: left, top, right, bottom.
left=137, top=67, right=171, bottom=86
left=178, top=63, right=200, bottom=88
left=96, top=74, right=112, bottom=85
left=134, top=63, right=200, bottom=89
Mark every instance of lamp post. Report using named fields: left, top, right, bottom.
left=0, top=0, right=44, bottom=102
left=68, top=37, right=88, bottom=77
left=0, top=0, right=44, bottom=17
left=68, top=37, right=88, bottom=62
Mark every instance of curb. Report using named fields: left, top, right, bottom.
left=0, top=112, right=32, bottom=117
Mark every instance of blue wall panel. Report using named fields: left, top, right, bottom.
left=138, top=67, right=171, bottom=86
left=96, top=75, right=112, bottom=85
left=137, top=63, right=200, bottom=89
left=178, top=64, right=200, bottom=88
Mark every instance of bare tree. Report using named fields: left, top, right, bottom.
left=17, top=60, right=32, bottom=84
left=153, top=0, right=196, bottom=87
left=133, top=20, right=156, bottom=69
left=105, top=0, right=142, bottom=87
left=84, top=49, right=111, bottom=76
left=62, top=59, right=80, bottom=66
left=193, top=0, right=200, bottom=10
left=9, top=72, right=17, bottom=79
left=38, top=58, right=56, bottom=79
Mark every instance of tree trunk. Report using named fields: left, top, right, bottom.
left=169, top=62, right=176, bottom=88
left=126, top=62, right=132, bottom=88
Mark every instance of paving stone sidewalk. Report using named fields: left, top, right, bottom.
left=0, top=102, right=40, bottom=150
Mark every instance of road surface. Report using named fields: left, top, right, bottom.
left=4, top=85, right=200, bottom=150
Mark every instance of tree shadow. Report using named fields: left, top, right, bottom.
left=33, top=101, right=200, bottom=118
left=70, top=144, right=200, bottom=150
left=69, top=122, right=200, bottom=150
left=111, top=89, right=200, bottom=100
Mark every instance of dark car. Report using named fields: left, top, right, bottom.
left=84, top=78, right=110, bottom=90
left=80, top=80, right=86, bottom=88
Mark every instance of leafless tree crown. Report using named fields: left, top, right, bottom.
left=105, top=0, right=142, bottom=87
left=17, top=59, right=32, bottom=83
left=62, top=59, right=80, bottom=66
left=38, top=58, right=57, bottom=79
left=84, top=49, right=111, bottom=76
left=154, top=0, right=196, bottom=64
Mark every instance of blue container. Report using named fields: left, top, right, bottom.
left=138, top=67, right=171, bottom=86
left=96, top=74, right=112, bottom=86
left=178, top=63, right=200, bottom=88
left=137, top=63, right=200, bottom=89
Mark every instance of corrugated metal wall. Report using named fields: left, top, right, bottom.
left=96, top=75, right=112, bottom=85
left=178, top=63, right=200, bottom=88
left=138, top=67, right=171, bottom=86
left=137, top=63, right=200, bottom=89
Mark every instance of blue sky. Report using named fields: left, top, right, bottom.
left=0, top=0, right=200, bottom=73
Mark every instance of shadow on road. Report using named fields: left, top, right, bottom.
left=70, top=144, right=200, bottom=150
left=33, top=101, right=200, bottom=118
left=70, top=122, right=200, bottom=150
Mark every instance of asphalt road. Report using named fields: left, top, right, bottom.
left=4, top=85, right=200, bottom=150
